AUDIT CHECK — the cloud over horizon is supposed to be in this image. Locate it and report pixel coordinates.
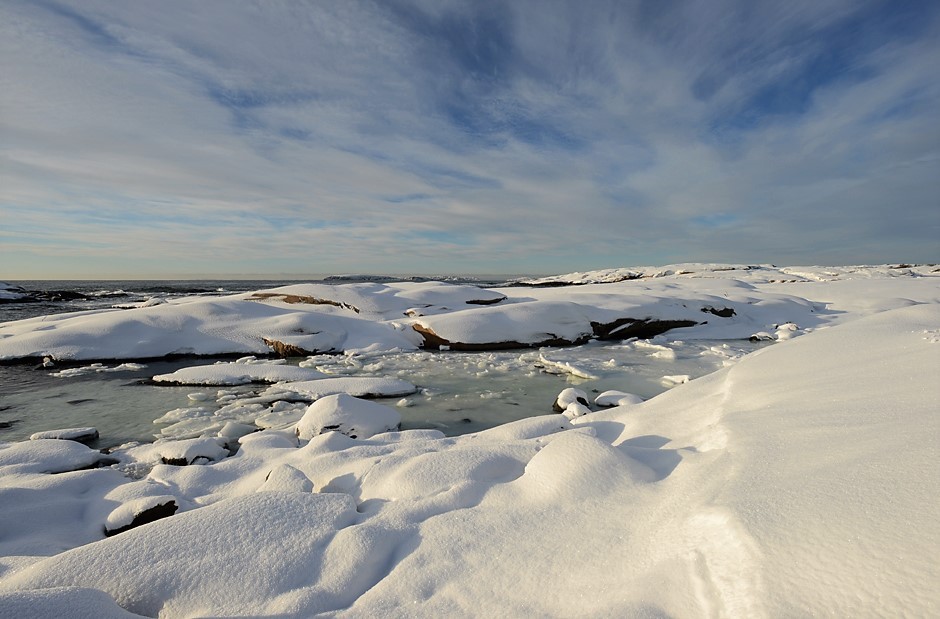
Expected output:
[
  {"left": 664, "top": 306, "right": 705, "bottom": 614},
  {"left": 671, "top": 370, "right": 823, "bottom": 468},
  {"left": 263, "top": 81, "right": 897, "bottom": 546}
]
[{"left": 2, "top": 0, "right": 938, "bottom": 278}]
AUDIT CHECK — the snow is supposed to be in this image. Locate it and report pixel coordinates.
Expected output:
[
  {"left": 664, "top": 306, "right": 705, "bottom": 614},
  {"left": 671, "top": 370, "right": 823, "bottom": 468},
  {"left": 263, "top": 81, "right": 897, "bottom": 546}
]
[{"left": 0, "top": 265, "right": 938, "bottom": 617}]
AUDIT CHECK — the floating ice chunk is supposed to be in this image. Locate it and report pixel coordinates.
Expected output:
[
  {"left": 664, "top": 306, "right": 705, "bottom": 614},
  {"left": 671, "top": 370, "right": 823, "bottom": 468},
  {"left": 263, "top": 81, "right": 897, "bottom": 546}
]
[
  {"left": 51, "top": 363, "right": 146, "bottom": 378},
  {"left": 538, "top": 353, "right": 599, "bottom": 379},
  {"left": 295, "top": 394, "right": 401, "bottom": 440},
  {"left": 152, "top": 363, "right": 326, "bottom": 386},
  {"left": 396, "top": 398, "right": 414, "bottom": 407},
  {"left": 594, "top": 391, "right": 644, "bottom": 407},
  {"left": 265, "top": 377, "right": 417, "bottom": 401},
  {"left": 29, "top": 427, "right": 99, "bottom": 443}
]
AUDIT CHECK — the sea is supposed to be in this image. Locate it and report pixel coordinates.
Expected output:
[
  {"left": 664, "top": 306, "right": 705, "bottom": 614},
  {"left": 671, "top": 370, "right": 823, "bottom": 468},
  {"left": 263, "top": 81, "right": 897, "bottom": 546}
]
[{"left": 0, "top": 279, "right": 758, "bottom": 449}]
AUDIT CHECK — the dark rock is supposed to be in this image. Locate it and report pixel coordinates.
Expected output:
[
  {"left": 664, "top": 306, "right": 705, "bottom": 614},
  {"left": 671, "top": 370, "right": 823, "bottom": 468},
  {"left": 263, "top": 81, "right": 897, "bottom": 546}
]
[
  {"left": 249, "top": 293, "right": 360, "bottom": 313},
  {"left": 465, "top": 296, "right": 506, "bottom": 305},
  {"left": 701, "top": 306, "right": 736, "bottom": 318},
  {"left": 160, "top": 457, "right": 189, "bottom": 466},
  {"left": 590, "top": 318, "right": 698, "bottom": 340},
  {"left": 105, "top": 500, "right": 178, "bottom": 536},
  {"left": 263, "top": 338, "right": 319, "bottom": 358}
]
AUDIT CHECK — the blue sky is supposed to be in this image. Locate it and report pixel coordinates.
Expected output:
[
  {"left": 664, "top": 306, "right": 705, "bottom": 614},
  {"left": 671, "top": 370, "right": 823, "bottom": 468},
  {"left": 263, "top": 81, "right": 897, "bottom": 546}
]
[{"left": 1, "top": 0, "right": 938, "bottom": 278}]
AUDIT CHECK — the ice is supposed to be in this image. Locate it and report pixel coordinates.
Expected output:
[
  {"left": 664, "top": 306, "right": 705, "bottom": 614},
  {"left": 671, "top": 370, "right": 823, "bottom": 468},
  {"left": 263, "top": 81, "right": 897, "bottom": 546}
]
[{"left": 152, "top": 362, "right": 327, "bottom": 385}]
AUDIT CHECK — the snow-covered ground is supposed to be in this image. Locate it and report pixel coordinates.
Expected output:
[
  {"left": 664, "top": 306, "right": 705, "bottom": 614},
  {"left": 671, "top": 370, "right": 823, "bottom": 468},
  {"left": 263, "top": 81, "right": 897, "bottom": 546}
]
[{"left": 0, "top": 264, "right": 938, "bottom": 617}]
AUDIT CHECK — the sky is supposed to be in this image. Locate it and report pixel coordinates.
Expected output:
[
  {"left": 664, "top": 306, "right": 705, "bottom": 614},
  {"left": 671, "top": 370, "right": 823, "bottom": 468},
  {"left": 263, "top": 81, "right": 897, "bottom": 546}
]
[{"left": 1, "top": 0, "right": 938, "bottom": 279}]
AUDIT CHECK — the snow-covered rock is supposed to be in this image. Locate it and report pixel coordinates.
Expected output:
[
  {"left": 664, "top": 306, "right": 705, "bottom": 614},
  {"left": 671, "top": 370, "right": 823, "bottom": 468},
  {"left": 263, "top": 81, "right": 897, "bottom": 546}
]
[
  {"left": 594, "top": 390, "right": 644, "bottom": 407},
  {"left": 552, "top": 387, "right": 589, "bottom": 412},
  {"left": 295, "top": 394, "right": 401, "bottom": 440},
  {"left": 29, "top": 427, "right": 99, "bottom": 444},
  {"left": 104, "top": 496, "right": 178, "bottom": 536}
]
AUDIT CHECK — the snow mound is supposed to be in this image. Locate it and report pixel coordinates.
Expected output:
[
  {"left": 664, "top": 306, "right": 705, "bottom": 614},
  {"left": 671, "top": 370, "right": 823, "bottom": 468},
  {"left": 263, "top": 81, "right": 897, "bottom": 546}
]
[{"left": 296, "top": 394, "right": 401, "bottom": 440}]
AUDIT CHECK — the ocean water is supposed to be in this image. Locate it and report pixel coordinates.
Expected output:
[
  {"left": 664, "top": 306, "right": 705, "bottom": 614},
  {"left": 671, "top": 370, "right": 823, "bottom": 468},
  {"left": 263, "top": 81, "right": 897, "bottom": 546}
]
[{"left": 0, "top": 280, "right": 760, "bottom": 448}]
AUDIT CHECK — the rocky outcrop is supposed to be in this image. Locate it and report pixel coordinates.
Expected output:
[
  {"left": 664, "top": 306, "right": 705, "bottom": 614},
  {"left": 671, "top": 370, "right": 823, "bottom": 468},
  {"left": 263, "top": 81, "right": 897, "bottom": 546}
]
[
  {"left": 413, "top": 317, "right": 699, "bottom": 351},
  {"left": 263, "top": 338, "right": 318, "bottom": 358},
  {"left": 589, "top": 318, "right": 698, "bottom": 341},
  {"left": 249, "top": 293, "right": 360, "bottom": 313},
  {"left": 701, "top": 306, "right": 736, "bottom": 318},
  {"left": 412, "top": 324, "right": 588, "bottom": 351}
]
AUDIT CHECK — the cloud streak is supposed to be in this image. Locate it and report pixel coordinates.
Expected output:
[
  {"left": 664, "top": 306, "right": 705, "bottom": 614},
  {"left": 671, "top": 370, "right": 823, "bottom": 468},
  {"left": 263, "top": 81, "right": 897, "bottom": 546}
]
[{"left": 1, "top": 0, "right": 938, "bottom": 278}]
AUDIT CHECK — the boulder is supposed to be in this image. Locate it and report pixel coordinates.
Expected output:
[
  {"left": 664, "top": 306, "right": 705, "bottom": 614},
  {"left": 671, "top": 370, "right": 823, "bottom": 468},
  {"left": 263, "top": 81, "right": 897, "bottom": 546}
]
[{"left": 296, "top": 393, "right": 400, "bottom": 440}]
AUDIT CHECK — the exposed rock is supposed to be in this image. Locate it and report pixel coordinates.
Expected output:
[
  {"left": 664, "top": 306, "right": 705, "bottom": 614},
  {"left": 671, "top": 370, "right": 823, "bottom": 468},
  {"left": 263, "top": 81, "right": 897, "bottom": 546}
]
[
  {"left": 263, "top": 338, "right": 317, "bottom": 358},
  {"left": 249, "top": 293, "right": 360, "bottom": 313},
  {"left": 412, "top": 324, "right": 590, "bottom": 351},
  {"left": 465, "top": 296, "right": 506, "bottom": 305},
  {"left": 105, "top": 497, "right": 178, "bottom": 536},
  {"left": 701, "top": 306, "right": 736, "bottom": 318},
  {"left": 589, "top": 318, "right": 698, "bottom": 340},
  {"left": 29, "top": 427, "right": 99, "bottom": 444}
]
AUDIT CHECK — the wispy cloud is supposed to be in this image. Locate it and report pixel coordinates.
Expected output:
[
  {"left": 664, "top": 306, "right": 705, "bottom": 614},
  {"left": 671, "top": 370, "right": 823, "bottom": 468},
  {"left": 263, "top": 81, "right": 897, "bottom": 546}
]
[{"left": 1, "top": 0, "right": 938, "bottom": 278}]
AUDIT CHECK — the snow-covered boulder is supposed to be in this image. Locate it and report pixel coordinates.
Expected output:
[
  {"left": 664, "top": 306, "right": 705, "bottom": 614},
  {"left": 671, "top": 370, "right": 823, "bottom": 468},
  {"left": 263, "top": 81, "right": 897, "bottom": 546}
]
[
  {"left": 118, "top": 437, "right": 229, "bottom": 467},
  {"left": 29, "top": 427, "right": 100, "bottom": 444},
  {"left": 552, "top": 387, "right": 589, "bottom": 412},
  {"left": 0, "top": 440, "right": 113, "bottom": 474},
  {"left": 257, "top": 464, "right": 314, "bottom": 493},
  {"left": 105, "top": 496, "right": 178, "bottom": 536},
  {"left": 594, "top": 391, "right": 644, "bottom": 407},
  {"left": 295, "top": 394, "right": 401, "bottom": 440}
]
